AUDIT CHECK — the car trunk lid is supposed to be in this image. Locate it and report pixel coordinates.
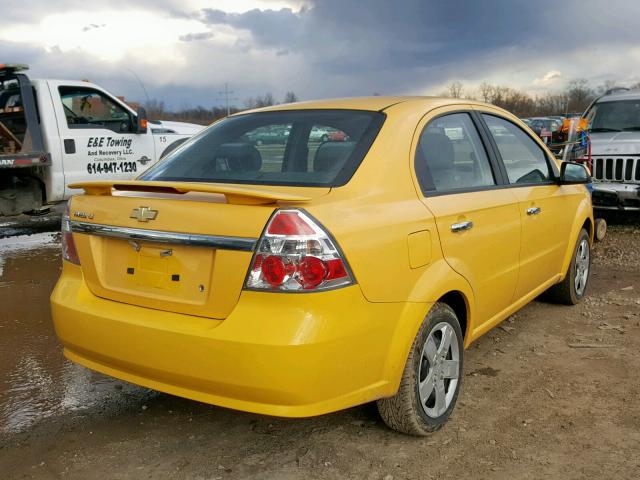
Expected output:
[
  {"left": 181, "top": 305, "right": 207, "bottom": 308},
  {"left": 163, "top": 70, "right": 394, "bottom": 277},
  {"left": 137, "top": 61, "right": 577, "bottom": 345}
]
[{"left": 68, "top": 181, "right": 328, "bottom": 319}]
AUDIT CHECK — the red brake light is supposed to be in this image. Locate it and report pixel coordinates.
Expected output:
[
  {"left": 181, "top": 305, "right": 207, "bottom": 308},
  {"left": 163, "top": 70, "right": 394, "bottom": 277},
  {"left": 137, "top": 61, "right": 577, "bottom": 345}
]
[
  {"left": 245, "top": 209, "right": 353, "bottom": 292},
  {"left": 61, "top": 201, "right": 80, "bottom": 265},
  {"left": 267, "top": 211, "right": 315, "bottom": 235},
  {"left": 298, "top": 256, "right": 327, "bottom": 289},
  {"left": 261, "top": 255, "right": 286, "bottom": 286}
]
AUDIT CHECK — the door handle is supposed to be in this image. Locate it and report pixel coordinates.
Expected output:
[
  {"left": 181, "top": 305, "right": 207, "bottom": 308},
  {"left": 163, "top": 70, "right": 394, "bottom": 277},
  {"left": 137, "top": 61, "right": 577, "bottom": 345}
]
[
  {"left": 451, "top": 221, "right": 473, "bottom": 233},
  {"left": 526, "top": 207, "right": 542, "bottom": 216}
]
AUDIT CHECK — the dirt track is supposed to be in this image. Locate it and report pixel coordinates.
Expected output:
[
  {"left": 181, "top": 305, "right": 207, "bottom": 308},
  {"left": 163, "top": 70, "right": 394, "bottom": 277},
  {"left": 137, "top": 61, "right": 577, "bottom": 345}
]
[{"left": 1, "top": 223, "right": 639, "bottom": 479}]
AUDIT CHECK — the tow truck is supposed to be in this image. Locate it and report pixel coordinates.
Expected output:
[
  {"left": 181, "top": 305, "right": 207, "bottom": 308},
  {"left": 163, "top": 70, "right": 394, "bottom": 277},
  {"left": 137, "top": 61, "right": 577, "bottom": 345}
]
[{"left": 0, "top": 64, "right": 202, "bottom": 218}]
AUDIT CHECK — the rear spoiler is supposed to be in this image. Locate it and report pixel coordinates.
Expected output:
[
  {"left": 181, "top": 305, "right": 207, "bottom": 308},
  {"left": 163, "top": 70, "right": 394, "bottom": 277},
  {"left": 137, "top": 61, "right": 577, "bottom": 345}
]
[{"left": 68, "top": 180, "right": 312, "bottom": 205}]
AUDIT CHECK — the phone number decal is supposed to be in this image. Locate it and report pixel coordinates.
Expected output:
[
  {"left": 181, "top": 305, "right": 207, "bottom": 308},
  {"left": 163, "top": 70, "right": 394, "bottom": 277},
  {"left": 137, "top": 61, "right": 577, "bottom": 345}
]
[{"left": 87, "top": 162, "right": 138, "bottom": 174}]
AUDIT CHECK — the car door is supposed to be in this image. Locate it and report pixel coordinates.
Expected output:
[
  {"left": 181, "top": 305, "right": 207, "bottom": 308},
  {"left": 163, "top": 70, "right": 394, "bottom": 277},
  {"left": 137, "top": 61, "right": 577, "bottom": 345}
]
[
  {"left": 478, "top": 110, "right": 573, "bottom": 301},
  {"left": 48, "top": 81, "right": 156, "bottom": 196},
  {"left": 413, "top": 108, "right": 521, "bottom": 334}
]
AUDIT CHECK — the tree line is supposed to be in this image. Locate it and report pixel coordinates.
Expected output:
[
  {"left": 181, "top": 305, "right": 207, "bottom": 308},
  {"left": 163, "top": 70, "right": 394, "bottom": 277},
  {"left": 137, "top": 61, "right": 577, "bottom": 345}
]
[
  {"left": 144, "top": 79, "right": 640, "bottom": 125},
  {"left": 144, "top": 91, "right": 298, "bottom": 125},
  {"left": 443, "top": 79, "right": 640, "bottom": 117}
]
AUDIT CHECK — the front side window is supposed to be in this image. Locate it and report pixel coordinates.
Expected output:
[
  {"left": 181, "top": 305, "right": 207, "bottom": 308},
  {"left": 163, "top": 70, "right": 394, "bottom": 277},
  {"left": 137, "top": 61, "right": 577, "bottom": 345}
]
[
  {"left": 142, "top": 110, "right": 384, "bottom": 187},
  {"left": 415, "top": 113, "right": 495, "bottom": 192},
  {"left": 483, "top": 114, "right": 551, "bottom": 184},
  {"left": 59, "top": 87, "right": 132, "bottom": 132}
]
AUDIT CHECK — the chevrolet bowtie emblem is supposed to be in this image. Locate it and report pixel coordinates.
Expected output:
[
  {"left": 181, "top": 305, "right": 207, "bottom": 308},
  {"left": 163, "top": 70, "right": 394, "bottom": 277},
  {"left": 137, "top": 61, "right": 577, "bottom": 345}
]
[{"left": 130, "top": 207, "right": 158, "bottom": 222}]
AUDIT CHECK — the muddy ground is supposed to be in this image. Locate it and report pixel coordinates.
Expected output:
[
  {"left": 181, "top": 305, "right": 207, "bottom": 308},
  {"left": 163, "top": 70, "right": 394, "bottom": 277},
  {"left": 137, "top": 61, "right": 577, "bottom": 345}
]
[{"left": 0, "top": 219, "right": 639, "bottom": 479}]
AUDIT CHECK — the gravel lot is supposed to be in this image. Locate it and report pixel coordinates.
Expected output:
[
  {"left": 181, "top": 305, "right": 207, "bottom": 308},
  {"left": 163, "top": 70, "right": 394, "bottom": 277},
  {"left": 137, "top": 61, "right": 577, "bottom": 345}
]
[{"left": 0, "top": 220, "right": 639, "bottom": 479}]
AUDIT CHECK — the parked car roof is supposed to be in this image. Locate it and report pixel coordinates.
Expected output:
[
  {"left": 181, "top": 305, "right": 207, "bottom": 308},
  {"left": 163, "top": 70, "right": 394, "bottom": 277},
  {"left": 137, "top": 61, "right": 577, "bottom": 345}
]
[
  {"left": 238, "top": 96, "right": 493, "bottom": 114},
  {"left": 597, "top": 90, "right": 640, "bottom": 102}
]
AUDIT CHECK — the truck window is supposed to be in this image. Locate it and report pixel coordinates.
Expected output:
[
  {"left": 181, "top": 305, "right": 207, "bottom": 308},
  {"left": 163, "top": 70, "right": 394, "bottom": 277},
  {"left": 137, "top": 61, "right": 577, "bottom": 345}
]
[
  {"left": 58, "top": 87, "right": 133, "bottom": 133},
  {"left": 0, "top": 78, "right": 31, "bottom": 154}
]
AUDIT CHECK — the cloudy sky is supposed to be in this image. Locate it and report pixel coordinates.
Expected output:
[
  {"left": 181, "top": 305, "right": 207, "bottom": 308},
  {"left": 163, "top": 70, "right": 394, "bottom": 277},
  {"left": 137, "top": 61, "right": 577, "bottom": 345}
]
[{"left": 2, "top": 0, "right": 640, "bottom": 109}]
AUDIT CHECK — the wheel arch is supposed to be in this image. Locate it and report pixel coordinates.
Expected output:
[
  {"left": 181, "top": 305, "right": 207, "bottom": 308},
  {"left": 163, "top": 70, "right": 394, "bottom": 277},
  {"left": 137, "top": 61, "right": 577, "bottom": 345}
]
[
  {"left": 381, "top": 263, "right": 475, "bottom": 397},
  {"left": 582, "top": 216, "right": 593, "bottom": 242},
  {"left": 438, "top": 290, "right": 469, "bottom": 345},
  {"left": 559, "top": 198, "right": 594, "bottom": 280}
]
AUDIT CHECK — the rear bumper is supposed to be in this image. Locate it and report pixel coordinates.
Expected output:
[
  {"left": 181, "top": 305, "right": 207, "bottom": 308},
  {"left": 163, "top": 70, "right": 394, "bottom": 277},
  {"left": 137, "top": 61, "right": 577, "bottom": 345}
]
[
  {"left": 51, "top": 263, "right": 427, "bottom": 417},
  {"left": 592, "top": 182, "right": 640, "bottom": 211}
]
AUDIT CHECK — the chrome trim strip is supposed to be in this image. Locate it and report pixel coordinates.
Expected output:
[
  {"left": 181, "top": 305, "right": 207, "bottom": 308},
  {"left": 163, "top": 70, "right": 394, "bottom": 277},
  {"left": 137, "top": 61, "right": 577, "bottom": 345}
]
[{"left": 70, "top": 221, "right": 256, "bottom": 252}]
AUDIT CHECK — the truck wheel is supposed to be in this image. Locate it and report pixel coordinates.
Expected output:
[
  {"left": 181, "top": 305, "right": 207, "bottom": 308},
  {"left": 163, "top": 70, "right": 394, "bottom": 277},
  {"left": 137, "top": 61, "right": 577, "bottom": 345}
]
[
  {"left": 377, "top": 303, "right": 463, "bottom": 436},
  {"left": 545, "top": 229, "right": 591, "bottom": 305},
  {"left": 594, "top": 218, "right": 607, "bottom": 242},
  {"left": 0, "top": 176, "right": 43, "bottom": 217}
]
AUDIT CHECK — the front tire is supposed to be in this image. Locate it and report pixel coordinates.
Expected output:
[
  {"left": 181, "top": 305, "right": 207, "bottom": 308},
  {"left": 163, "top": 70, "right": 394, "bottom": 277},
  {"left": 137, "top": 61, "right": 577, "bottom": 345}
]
[
  {"left": 377, "top": 303, "right": 463, "bottom": 436},
  {"left": 545, "top": 228, "right": 591, "bottom": 305}
]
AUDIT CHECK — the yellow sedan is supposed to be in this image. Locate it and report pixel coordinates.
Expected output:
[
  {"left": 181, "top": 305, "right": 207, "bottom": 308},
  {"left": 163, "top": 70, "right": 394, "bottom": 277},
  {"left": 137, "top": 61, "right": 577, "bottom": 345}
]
[{"left": 51, "top": 97, "right": 593, "bottom": 435}]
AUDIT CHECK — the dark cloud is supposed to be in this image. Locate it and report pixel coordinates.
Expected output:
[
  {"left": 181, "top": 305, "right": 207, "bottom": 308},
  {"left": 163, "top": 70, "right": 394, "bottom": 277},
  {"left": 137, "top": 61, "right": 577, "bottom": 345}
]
[
  {"left": 82, "top": 23, "right": 106, "bottom": 32},
  {"left": 5, "top": 0, "right": 640, "bottom": 108},
  {"left": 179, "top": 31, "right": 214, "bottom": 42},
  {"left": 183, "top": 0, "right": 640, "bottom": 101},
  {"left": 202, "top": 7, "right": 303, "bottom": 47}
]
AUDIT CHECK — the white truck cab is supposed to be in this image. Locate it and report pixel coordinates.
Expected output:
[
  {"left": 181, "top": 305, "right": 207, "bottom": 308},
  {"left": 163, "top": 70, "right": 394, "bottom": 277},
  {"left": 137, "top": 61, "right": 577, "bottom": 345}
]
[{"left": 0, "top": 64, "right": 203, "bottom": 217}]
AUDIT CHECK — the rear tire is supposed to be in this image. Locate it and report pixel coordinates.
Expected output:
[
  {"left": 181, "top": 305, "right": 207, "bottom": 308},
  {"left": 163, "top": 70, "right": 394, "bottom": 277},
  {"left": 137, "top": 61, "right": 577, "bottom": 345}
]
[
  {"left": 377, "top": 303, "right": 463, "bottom": 436},
  {"left": 545, "top": 228, "right": 591, "bottom": 305}
]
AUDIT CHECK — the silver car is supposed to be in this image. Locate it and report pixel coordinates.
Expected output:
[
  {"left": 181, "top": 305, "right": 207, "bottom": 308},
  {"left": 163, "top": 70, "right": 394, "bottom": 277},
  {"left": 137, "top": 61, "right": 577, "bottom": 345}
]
[{"left": 585, "top": 88, "right": 640, "bottom": 211}]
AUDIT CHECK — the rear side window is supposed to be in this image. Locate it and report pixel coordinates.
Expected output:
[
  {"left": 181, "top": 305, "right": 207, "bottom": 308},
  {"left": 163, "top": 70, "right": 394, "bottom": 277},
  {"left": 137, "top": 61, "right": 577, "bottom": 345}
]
[
  {"left": 142, "top": 110, "right": 384, "bottom": 187},
  {"left": 482, "top": 114, "right": 551, "bottom": 184},
  {"left": 415, "top": 113, "right": 495, "bottom": 193}
]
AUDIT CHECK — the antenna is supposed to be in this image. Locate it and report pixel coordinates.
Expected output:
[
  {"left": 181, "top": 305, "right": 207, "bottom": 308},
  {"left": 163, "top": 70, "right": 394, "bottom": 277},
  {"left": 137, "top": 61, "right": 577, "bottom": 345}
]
[
  {"left": 125, "top": 68, "right": 150, "bottom": 105},
  {"left": 217, "top": 83, "right": 239, "bottom": 116}
]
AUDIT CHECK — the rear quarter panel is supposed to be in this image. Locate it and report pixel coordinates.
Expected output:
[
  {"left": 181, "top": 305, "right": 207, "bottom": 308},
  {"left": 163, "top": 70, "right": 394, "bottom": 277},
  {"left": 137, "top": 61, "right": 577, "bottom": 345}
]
[{"left": 306, "top": 100, "right": 476, "bottom": 344}]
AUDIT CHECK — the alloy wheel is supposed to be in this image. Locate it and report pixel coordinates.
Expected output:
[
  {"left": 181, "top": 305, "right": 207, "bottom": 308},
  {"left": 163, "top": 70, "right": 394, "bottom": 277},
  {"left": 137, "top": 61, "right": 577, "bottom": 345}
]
[
  {"left": 418, "top": 322, "right": 460, "bottom": 418},
  {"left": 574, "top": 238, "right": 590, "bottom": 296}
]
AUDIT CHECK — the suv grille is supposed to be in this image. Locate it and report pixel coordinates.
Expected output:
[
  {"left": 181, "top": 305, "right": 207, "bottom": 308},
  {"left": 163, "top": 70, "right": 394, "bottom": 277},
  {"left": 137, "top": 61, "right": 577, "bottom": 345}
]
[{"left": 592, "top": 156, "right": 640, "bottom": 183}]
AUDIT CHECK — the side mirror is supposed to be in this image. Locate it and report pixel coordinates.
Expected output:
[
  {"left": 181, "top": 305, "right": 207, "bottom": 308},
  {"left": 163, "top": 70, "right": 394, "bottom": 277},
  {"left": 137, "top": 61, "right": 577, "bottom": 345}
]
[
  {"left": 132, "top": 107, "right": 148, "bottom": 134},
  {"left": 560, "top": 161, "right": 591, "bottom": 184}
]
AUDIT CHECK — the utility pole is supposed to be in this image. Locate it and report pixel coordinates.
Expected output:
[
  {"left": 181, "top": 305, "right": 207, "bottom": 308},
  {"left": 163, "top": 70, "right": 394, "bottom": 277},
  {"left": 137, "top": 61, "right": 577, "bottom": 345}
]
[{"left": 218, "top": 83, "right": 238, "bottom": 116}]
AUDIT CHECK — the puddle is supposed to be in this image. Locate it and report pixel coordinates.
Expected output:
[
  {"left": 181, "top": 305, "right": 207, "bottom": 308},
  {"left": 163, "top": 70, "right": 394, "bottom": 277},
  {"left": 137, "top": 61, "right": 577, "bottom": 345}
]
[{"left": 0, "top": 234, "right": 151, "bottom": 434}]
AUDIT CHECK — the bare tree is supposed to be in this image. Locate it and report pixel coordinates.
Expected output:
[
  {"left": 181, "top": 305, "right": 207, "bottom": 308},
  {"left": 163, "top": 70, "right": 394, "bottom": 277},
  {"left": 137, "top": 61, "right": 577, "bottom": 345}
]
[
  {"left": 478, "top": 82, "right": 494, "bottom": 103},
  {"left": 283, "top": 91, "right": 298, "bottom": 103},
  {"left": 244, "top": 93, "right": 276, "bottom": 109},
  {"left": 144, "top": 99, "right": 165, "bottom": 119},
  {"left": 446, "top": 81, "right": 464, "bottom": 98},
  {"left": 566, "top": 78, "right": 593, "bottom": 112}
]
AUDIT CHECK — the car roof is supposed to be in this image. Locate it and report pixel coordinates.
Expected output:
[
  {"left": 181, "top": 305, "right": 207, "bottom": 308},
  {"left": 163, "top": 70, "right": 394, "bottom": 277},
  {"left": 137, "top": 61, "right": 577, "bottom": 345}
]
[
  {"left": 597, "top": 90, "right": 640, "bottom": 102},
  {"left": 239, "top": 96, "right": 493, "bottom": 114}
]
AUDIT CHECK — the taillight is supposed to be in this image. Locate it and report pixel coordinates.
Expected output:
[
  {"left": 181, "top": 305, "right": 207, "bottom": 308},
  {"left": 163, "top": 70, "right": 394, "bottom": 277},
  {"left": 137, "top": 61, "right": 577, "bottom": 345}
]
[
  {"left": 61, "top": 201, "right": 80, "bottom": 265},
  {"left": 245, "top": 209, "right": 353, "bottom": 292}
]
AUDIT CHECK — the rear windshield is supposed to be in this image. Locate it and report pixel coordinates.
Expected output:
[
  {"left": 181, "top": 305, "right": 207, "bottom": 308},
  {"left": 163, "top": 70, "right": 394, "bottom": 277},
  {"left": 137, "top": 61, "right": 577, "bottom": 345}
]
[{"left": 141, "top": 109, "right": 385, "bottom": 187}]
